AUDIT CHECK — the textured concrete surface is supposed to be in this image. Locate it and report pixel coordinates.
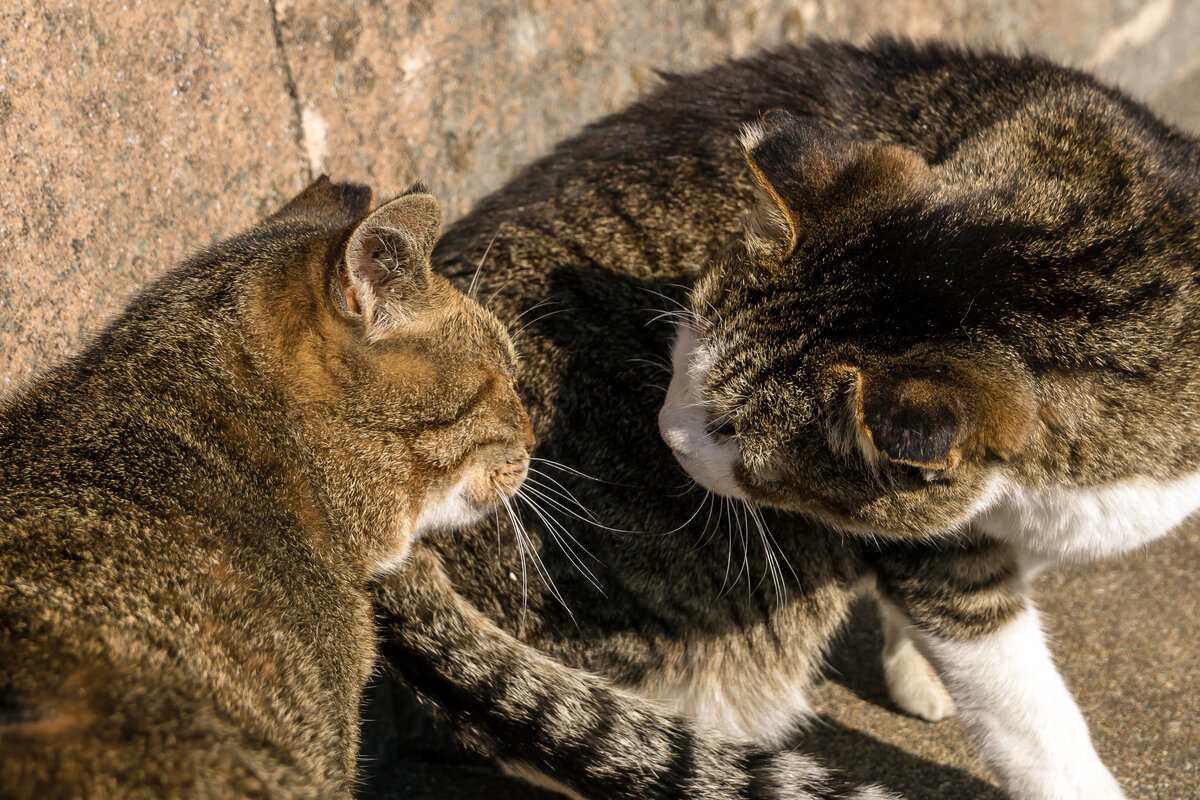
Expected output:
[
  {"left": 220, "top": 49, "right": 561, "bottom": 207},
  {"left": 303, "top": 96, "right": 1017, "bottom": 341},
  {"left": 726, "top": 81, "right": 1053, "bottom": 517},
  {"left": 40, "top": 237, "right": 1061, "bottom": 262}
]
[
  {"left": 2, "top": 1, "right": 1199, "bottom": 798},
  {"left": 5, "top": 0, "right": 1200, "bottom": 389}
]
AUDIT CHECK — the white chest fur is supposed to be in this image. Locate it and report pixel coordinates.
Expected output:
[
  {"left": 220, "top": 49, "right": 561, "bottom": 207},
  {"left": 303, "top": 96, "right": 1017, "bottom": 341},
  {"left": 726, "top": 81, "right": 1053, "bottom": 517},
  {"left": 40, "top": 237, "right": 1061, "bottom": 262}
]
[{"left": 976, "top": 472, "right": 1200, "bottom": 563}]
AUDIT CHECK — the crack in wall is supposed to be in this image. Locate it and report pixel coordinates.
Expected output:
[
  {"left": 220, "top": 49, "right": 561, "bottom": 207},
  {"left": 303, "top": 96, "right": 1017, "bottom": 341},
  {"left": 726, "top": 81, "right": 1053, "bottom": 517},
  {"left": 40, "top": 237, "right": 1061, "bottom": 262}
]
[{"left": 269, "top": 0, "right": 312, "bottom": 183}]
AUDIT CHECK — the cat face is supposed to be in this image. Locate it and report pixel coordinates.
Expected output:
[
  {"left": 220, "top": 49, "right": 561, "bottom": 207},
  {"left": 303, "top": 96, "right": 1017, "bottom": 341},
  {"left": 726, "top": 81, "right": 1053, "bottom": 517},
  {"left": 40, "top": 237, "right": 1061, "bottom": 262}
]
[
  {"left": 251, "top": 179, "right": 532, "bottom": 573},
  {"left": 659, "top": 112, "right": 1042, "bottom": 538}
]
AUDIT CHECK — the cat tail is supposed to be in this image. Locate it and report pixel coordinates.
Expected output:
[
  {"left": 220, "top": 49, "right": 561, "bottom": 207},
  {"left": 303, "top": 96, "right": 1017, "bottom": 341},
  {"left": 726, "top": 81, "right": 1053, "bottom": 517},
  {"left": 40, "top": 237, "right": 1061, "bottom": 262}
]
[{"left": 372, "top": 549, "right": 899, "bottom": 800}]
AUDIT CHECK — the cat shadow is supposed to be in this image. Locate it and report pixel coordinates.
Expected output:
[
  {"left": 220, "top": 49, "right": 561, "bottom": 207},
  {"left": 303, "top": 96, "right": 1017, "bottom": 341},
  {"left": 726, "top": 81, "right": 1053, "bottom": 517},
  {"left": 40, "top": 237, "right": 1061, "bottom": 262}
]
[
  {"left": 799, "top": 597, "right": 1005, "bottom": 799},
  {"left": 790, "top": 720, "right": 1004, "bottom": 800},
  {"left": 361, "top": 265, "right": 999, "bottom": 798},
  {"left": 821, "top": 595, "right": 896, "bottom": 709}
]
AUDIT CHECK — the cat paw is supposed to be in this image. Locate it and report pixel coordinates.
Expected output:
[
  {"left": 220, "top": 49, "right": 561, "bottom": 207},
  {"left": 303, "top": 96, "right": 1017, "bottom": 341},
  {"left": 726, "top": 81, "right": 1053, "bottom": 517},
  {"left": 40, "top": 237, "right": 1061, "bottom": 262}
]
[{"left": 882, "top": 642, "right": 956, "bottom": 722}]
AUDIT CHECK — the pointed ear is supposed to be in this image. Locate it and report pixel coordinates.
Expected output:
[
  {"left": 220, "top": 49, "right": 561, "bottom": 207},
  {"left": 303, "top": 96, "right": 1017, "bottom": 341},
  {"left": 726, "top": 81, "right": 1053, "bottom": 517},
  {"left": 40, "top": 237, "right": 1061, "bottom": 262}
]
[
  {"left": 269, "top": 175, "right": 374, "bottom": 228},
  {"left": 339, "top": 182, "right": 442, "bottom": 335},
  {"left": 842, "top": 358, "right": 1035, "bottom": 473},
  {"left": 739, "top": 110, "right": 934, "bottom": 250}
]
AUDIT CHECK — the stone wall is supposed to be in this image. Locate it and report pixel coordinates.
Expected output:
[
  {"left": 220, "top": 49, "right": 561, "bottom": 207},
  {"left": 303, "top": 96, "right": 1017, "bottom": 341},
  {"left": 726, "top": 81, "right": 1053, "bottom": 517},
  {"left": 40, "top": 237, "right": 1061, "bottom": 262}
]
[{"left": 2, "top": 0, "right": 1199, "bottom": 387}]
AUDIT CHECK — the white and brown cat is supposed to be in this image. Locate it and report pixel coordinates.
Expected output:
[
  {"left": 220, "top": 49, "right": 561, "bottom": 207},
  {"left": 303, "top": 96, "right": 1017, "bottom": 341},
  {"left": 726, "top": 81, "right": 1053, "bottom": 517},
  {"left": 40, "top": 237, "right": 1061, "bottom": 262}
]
[{"left": 370, "top": 40, "right": 1197, "bottom": 800}]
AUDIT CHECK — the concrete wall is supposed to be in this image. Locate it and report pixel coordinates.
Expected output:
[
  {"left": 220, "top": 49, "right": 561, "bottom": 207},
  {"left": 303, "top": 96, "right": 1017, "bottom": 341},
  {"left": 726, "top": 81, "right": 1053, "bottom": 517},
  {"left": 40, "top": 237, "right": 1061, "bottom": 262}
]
[{"left": 2, "top": 0, "right": 1199, "bottom": 387}]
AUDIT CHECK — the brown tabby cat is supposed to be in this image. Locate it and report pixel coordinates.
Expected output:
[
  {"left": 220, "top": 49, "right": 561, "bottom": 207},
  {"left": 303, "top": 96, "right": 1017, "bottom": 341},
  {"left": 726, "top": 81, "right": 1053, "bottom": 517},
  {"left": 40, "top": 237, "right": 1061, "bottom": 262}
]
[
  {"left": 0, "top": 178, "right": 535, "bottom": 797},
  {"left": 369, "top": 39, "right": 1196, "bottom": 799}
]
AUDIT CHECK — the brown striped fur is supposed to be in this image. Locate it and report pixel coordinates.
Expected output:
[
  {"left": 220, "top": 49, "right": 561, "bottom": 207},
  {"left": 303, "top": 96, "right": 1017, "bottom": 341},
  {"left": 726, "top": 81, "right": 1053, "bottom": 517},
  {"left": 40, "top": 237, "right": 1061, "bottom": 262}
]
[
  {"left": 369, "top": 39, "right": 1195, "bottom": 798},
  {"left": 0, "top": 178, "right": 532, "bottom": 797}
]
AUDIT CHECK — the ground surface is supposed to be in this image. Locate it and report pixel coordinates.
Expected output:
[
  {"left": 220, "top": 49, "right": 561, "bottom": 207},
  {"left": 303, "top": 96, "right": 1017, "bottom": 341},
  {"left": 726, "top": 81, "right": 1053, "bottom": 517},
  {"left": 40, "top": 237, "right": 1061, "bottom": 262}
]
[
  {"left": 3, "top": 2, "right": 1199, "bottom": 798},
  {"left": 357, "top": 523, "right": 1200, "bottom": 799}
]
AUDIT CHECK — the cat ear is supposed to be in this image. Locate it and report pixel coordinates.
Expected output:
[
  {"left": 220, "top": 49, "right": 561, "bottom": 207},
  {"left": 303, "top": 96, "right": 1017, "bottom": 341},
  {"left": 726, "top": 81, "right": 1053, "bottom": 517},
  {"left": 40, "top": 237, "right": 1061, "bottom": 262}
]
[
  {"left": 338, "top": 182, "right": 442, "bottom": 335},
  {"left": 739, "top": 110, "right": 934, "bottom": 250},
  {"left": 269, "top": 175, "right": 374, "bottom": 228},
  {"left": 841, "top": 359, "right": 1035, "bottom": 474}
]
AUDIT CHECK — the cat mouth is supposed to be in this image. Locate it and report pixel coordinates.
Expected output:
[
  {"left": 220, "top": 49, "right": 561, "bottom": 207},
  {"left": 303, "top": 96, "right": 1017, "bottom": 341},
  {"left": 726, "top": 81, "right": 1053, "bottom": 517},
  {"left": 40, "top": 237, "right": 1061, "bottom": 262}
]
[{"left": 490, "top": 454, "right": 531, "bottom": 499}]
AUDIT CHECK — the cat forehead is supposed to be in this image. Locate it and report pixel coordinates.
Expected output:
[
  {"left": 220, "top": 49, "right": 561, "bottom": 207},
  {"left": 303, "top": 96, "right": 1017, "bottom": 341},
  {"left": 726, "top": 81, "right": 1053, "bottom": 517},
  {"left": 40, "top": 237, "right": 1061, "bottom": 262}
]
[{"left": 415, "top": 285, "right": 519, "bottom": 371}]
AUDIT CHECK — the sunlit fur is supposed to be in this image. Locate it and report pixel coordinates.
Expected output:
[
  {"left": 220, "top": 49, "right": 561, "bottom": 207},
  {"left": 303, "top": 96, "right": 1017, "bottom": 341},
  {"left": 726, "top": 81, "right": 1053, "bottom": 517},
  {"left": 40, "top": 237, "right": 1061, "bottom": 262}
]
[
  {"left": 0, "top": 178, "right": 531, "bottom": 797},
  {"left": 667, "top": 95, "right": 1200, "bottom": 550},
  {"left": 656, "top": 44, "right": 1200, "bottom": 800},
  {"left": 370, "top": 40, "right": 1196, "bottom": 800}
]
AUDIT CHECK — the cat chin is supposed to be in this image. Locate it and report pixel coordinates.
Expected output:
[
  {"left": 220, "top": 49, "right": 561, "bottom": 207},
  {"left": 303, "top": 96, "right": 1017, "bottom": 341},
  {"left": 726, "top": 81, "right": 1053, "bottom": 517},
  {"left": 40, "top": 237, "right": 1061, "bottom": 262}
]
[
  {"left": 412, "top": 474, "right": 499, "bottom": 538},
  {"left": 658, "top": 325, "right": 748, "bottom": 499}
]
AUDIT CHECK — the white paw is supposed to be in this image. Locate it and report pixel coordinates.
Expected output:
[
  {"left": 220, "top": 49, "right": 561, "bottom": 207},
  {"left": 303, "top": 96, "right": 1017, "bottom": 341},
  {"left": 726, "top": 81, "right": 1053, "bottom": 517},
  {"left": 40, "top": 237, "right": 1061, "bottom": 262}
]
[{"left": 883, "top": 641, "right": 956, "bottom": 722}]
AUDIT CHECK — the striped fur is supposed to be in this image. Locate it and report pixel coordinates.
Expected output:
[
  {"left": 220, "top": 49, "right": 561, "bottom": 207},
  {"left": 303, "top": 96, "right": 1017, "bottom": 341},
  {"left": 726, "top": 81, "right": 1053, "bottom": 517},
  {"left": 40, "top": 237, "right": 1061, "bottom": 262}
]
[
  {"left": 0, "top": 179, "right": 532, "bottom": 796},
  {"left": 371, "top": 40, "right": 1194, "bottom": 799}
]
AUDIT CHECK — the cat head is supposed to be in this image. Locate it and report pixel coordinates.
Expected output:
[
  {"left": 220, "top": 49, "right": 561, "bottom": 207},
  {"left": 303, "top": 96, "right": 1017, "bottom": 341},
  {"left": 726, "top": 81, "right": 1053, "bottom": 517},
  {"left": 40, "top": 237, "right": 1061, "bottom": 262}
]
[
  {"left": 243, "top": 177, "right": 532, "bottom": 573},
  {"left": 659, "top": 111, "right": 1042, "bottom": 538}
]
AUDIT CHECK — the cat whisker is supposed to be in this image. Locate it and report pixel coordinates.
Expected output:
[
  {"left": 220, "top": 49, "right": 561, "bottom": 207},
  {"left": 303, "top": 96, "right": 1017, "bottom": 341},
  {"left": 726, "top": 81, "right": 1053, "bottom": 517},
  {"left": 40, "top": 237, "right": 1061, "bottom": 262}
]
[
  {"left": 738, "top": 501, "right": 752, "bottom": 599},
  {"left": 510, "top": 296, "right": 558, "bottom": 324},
  {"left": 639, "top": 288, "right": 709, "bottom": 333},
  {"left": 467, "top": 229, "right": 501, "bottom": 300},
  {"left": 514, "top": 492, "right": 607, "bottom": 595},
  {"left": 624, "top": 356, "right": 674, "bottom": 375},
  {"left": 528, "top": 457, "right": 630, "bottom": 488},
  {"left": 499, "top": 492, "right": 576, "bottom": 620},
  {"left": 496, "top": 490, "right": 530, "bottom": 621},
  {"left": 666, "top": 477, "right": 700, "bottom": 498},
  {"left": 524, "top": 466, "right": 595, "bottom": 507},
  {"left": 745, "top": 500, "right": 792, "bottom": 601},
  {"left": 517, "top": 491, "right": 605, "bottom": 569},
  {"left": 717, "top": 496, "right": 738, "bottom": 598},
  {"left": 665, "top": 282, "right": 723, "bottom": 325},
  {"left": 514, "top": 307, "right": 574, "bottom": 337},
  {"left": 523, "top": 471, "right": 637, "bottom": 535},
  {"left": 646, "top": 484, "right": 713, "bottom": 537},
  {"left": 643, "top": 309, "right": 702, "bottom": 330},
  {"left": 639, "top": 286, "right": 692, "bottom": 312},
  {"left": 688, "top": 490, "right": 721, "bottom": 553},
  {"left": 520, "top": 478, "right": 621, "bottom": 533},
  {"left": 483, "top": 278, "right": 513, "bottom": 309}
]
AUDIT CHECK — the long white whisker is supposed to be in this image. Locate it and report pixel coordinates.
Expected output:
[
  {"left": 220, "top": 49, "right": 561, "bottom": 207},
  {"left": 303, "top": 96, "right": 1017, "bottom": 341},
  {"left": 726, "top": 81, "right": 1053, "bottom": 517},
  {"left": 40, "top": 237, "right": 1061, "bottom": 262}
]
[
  {"left": 523, "top": 474, "right": 637, "bottom": 535},
  {"left": 691, "top": 490, "right": 720, "bottom": 552},
  {"left": 467, "top": 228, "right": 501, "bottom": 300},
  {"left": 745, "top": 500, "right": 784, "bottom": 600},
  {"left": 515, "top": 307, "right": 573, "bottom": 337},
  {"left": 520, "top": 481, "right": 610, "bottom": 532},
  {"left": 497, "top": 491, "right": 529, "bottom": 621},
  {"left": 525, "top": 468, "right": 596, "bottom": 513},
  {"left": 528, "top": 457, "right": 621, "bottom": 487},
  {"left": 718, "top": 496, "right": 735, "bottom": 597},
  {"left": 515, "top": 493, "right": 606, "bottom": 594},
  {"left": 749, "top": 503, "right": 798, "bottom": 587},
  {"left": 502, "top": 493, "right": 576, "bottom": 619}
]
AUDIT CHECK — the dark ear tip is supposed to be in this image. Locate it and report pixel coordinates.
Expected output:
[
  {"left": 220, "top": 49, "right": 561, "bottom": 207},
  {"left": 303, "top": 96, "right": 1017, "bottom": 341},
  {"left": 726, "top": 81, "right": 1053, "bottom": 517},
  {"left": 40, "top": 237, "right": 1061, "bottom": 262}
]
[
  {"left": 337, "top": 183, "right": 374, "bottom": 217},
  {"left": 760, "top": 108, "right": 798, "bottom": 129},
  {"left": 401, "top": 180, "right": 431, "bottom": 197}
]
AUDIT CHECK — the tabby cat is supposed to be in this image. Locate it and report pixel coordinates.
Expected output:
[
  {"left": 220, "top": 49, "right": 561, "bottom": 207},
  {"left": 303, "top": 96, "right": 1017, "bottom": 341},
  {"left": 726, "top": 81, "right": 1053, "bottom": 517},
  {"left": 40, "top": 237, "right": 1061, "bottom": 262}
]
[
  {"left": 0, "top": 178, "right": 535, "bottom": 796},
  {"left": 373, "top": 39, "right": 1196, "bottom": 799}
]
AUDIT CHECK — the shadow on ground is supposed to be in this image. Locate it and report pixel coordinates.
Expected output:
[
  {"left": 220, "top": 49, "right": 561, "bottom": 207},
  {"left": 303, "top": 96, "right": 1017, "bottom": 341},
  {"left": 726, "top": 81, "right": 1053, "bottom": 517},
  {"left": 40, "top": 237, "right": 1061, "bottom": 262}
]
[{"left": 356, "top": 601, "right": 1002, "bottom": 800}]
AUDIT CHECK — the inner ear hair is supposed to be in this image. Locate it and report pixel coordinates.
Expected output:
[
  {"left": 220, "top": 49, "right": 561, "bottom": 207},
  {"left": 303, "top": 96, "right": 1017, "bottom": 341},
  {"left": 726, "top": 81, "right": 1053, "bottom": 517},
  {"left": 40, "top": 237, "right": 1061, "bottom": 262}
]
[{"left": 339, "top": 189, "right": 443, "bottom": 334}]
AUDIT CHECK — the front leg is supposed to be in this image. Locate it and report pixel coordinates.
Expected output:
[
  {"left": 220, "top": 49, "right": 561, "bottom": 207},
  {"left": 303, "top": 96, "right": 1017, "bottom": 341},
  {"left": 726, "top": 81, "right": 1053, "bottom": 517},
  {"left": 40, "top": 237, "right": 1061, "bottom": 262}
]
[
  {"left": 877, "top": 596, "right": 956, "bottom": 722},
  {"left": 871, "top": 536, "right": 1124, "bottom": 800}
]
